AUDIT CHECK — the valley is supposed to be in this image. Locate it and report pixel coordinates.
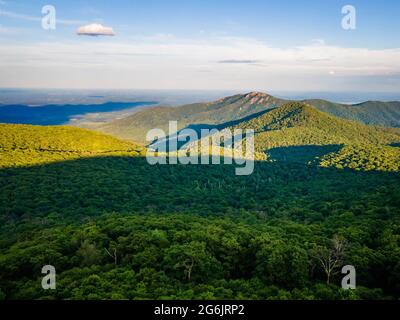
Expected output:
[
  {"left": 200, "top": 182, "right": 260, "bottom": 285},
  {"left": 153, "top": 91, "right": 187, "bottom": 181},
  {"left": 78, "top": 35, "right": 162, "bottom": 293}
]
[{"left": 0, "top": 93, "right": 400, "bottom": 300}]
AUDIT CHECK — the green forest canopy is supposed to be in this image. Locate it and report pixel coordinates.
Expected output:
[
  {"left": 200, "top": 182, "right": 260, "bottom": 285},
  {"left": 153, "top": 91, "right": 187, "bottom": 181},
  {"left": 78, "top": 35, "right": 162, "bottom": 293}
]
[{"left": 0, "top": 103, "right": 399, "bottom": 300}]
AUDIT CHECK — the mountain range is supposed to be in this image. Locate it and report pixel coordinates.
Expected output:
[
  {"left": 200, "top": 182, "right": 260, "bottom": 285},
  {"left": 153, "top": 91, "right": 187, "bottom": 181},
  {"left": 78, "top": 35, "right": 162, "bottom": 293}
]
[
  {"left": 96, "top": 92, "right": 400, "bottom": 144},
  {"left": 2, "top": 95, "right": 399, "bottom": 172}
]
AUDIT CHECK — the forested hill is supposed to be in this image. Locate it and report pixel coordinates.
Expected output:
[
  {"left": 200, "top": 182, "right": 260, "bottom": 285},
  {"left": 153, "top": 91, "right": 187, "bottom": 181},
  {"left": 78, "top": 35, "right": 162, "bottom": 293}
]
[
  {"left": 0, "top": 113, "right": 400, "bottom": 300},
  {"left": 0, "top": 124, "right": 144, "bottom": 168},
  {"left": 222, "top": 102, "right": 400, "bottom": 172},
  {"left": 1, "top": 118, "right": 400, "bottom": 300},
  {"left": 303, "top": 99, "right": 400, "bottom": 128},
  {"left": 97, "top": 92, "right": 287, "bottom": 143},
  {"left": 229, "top": 102, "right": 400, "bottom": 148},
  {"left": 95, "top": 92, "right": 400, "bottom": 144}
]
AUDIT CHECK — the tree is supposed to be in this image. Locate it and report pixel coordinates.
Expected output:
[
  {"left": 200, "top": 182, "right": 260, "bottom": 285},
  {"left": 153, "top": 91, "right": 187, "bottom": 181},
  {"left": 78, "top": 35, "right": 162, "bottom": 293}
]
[
  {"left": 105, "top": 247, "right": 118, "bottom": 266},
  {"left": 310, "top": 235, "right": 348, "bottom": 284},
  {"left": 164, "top": 241, "right": 222, "bottom": 282},
  {"left": 255, "top": 238, "right": 309, "bottom": 289}
]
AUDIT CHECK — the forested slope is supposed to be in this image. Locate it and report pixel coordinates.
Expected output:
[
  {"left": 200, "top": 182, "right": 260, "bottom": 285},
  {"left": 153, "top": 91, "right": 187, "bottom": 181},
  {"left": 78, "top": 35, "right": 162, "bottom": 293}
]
[
  {"left": 95, "top": 92, "right": 400, "bottom": 144},
  {"left": 0, "top": 124, "right": 144, "bottom": 167},
  {"left": 0, "top": 115, "right": 399, "bottom": 300}
]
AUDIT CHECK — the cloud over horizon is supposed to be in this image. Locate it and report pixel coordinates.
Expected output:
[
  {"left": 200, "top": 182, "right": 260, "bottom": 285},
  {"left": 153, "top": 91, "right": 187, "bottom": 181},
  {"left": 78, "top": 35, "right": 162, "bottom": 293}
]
[
  {"left": 218, "top": 59, "right": 261, "bottom": 64},
  {"left": 0, "top": 35, "right": 399, "bottom": 91},
  {"left": 77, "top": 23, "right": 115, "bottom": 36}
]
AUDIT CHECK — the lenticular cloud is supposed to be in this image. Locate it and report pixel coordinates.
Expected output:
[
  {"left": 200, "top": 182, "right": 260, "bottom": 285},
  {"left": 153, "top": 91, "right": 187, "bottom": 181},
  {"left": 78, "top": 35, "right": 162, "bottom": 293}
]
[{"left": 77, "top": 23, "right": 115, "bottom": 36}]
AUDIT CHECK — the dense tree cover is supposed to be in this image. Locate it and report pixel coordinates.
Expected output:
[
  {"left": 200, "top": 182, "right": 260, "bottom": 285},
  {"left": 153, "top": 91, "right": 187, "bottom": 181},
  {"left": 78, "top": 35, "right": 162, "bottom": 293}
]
[
  {"left": 304, "top": 99, "right": 400, "bottom": 128},
  {"left": 230, "top": 102, "right": 400, "bottom": 153},
  {"left": 320, "top": 145, "right": 400, "bottom": 172},
  {"left": 1, "top": 213, "right": 399, "bottom": 300},
  {"left": 0, "top": 124, "right": 144, "bottom": 168},
  {"left": 192, "top": 102, "right": 400, "bottom": 173},
  {"left": 1, "top": 156, "right": 400, "bottom": 299},
  {"left": 0, "top": 122, "right": 399, "bottom": 300},
  {"left": 0, "top": 124, "right": 141, "bottom": 154}
]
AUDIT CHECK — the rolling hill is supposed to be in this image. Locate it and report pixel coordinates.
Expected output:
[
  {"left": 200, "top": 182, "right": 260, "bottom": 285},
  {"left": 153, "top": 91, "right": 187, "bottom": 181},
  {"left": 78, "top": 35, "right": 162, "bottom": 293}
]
[
  {"left": 0, "top": 124, "right": 144, "bottom": 168},
  {"left": 2, "top": 101, "right": 399, "bottom": 172},
  {"left": 95, "top": 92, "right": 400, "bottom": 144},
  {"left": 184, "top": 102, "right": 400, "bottom": 172},
  {"left": 302, "top": 99, "right": 400, "bottom": 128},
  {"left": 97, "top": 92, "right": 287, "bottom": 144},
  {"left": 227, "top": 102, "right": 400, "bottom": 149}
]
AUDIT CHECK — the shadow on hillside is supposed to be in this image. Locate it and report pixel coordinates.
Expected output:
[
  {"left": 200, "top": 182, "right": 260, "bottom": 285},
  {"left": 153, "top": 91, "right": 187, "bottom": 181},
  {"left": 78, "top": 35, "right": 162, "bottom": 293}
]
[
  {"left": 148, "top": 124, "right": 218, "bottom": 151},
  {"left": 1, "top": 150, "right": 399, "bottom": 230},
  {"left": 147, "top": 109, "right": 277, "bottom": 150},
  {"left": 266, "top": 145, "right": 343, "bottom": 163},
  {"left": 216, "top": 109, "right": 276, "bottom": 129}
]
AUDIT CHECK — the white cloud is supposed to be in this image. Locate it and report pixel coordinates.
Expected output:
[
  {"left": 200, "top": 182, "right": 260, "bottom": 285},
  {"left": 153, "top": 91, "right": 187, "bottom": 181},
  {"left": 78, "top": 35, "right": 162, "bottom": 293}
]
[
  {"left": 77, "top": 23, "right": 115, "bottom": 36},
  {"left": 0, "top": 35, "right": 399, "bottom": 91}
]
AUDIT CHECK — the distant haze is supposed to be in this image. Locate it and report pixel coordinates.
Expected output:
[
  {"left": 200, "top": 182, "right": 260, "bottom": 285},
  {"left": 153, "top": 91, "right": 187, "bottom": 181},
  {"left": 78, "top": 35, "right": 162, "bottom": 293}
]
[{"left": 1, "top": 89, "right": 400, "bottom": 107}]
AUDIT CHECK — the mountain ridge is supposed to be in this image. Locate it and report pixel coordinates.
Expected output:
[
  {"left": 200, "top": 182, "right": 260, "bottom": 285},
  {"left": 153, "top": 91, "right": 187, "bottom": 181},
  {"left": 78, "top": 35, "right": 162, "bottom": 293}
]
[
  {"left": 96, "top": 92, "right": 400, "bottom": 144},
  {"left": 226, "top": 101, "right": 400, "bottom": 150},
  {"left": 97, "top": 92, "right": 287, "bottom": 143},
  {"left": 184, "top": 101, "right": 400, "bottom": 171}
]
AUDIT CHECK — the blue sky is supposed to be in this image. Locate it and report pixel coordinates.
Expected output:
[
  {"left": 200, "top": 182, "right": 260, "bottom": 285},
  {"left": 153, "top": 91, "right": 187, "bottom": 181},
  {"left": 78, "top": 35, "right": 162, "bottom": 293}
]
[{"left": 0, "top": 0, "right": 400, "bottom": 91}]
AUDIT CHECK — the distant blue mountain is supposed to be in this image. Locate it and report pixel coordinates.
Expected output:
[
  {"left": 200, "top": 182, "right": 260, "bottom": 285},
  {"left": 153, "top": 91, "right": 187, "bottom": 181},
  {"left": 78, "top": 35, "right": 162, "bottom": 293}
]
[{"left": 0, "top": 101, "right": 157, "bottom": 125}]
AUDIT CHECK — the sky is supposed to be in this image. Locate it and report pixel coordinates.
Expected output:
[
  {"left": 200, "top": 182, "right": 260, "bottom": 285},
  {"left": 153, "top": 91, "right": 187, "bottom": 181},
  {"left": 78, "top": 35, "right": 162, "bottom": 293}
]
[{"left": 0, "top": 0, "right": 400, "bottom": 92}]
